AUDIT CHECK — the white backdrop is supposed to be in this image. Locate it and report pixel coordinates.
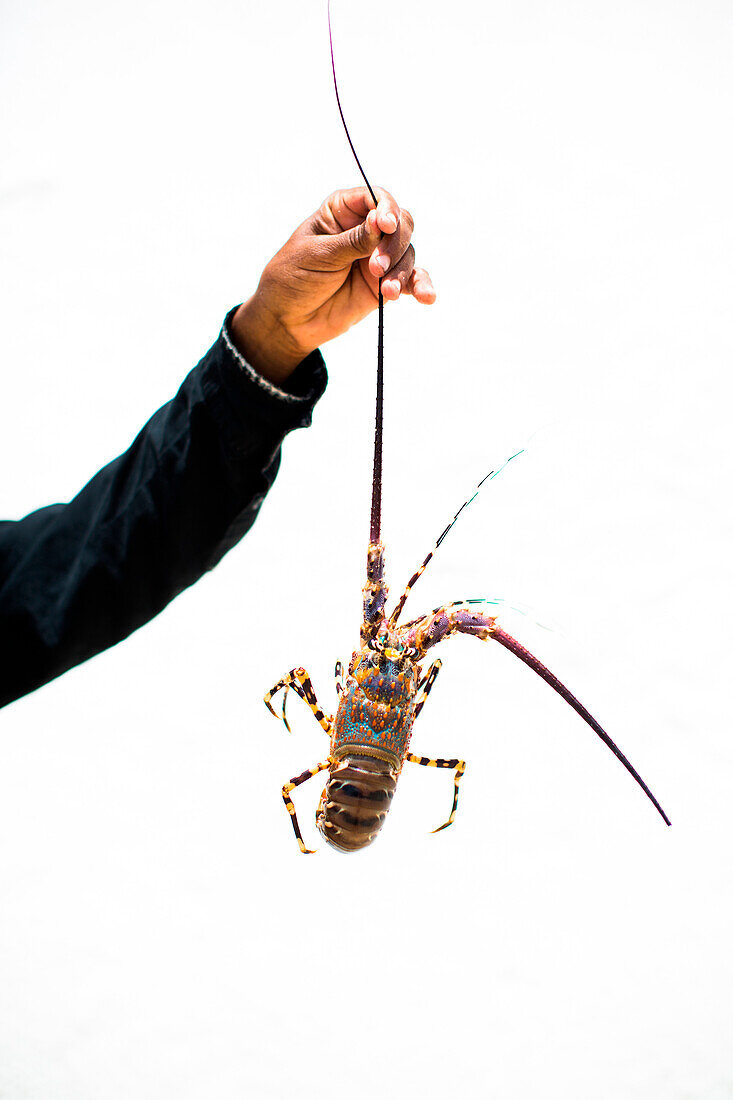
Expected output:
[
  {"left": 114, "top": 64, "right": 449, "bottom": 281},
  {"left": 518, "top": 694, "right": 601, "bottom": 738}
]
[{"left": 1, "top": 1, "right": 731, "bottom": 1097}]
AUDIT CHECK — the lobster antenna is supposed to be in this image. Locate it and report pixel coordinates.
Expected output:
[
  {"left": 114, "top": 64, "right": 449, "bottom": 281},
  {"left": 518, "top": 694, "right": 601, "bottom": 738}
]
[
  {"left": 328, "top": 0, "right": 384, "bottom": 544},
  {"left": 389, "top": 449, "right": 524, "bottom": 625},
  {"left": 490, "top": 625, "right": 672, "bottom": 825}
]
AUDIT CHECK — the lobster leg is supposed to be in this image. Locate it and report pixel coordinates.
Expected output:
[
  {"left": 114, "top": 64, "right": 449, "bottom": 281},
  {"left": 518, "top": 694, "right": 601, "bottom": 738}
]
[
  {"left": 414, "top": 659, "right": 442, "bottom": 719},
  {"left": 264, "top": 667, "right": 332, "bottom": 736},
  {"left": 407, "top": 753, "right": 467, "bottom": 832},
  {"left": 405, "top": 605, "right": 671, "bottom": 826},
  {"left": 282, "top": 760, "right": 332, "bottom": 854}
]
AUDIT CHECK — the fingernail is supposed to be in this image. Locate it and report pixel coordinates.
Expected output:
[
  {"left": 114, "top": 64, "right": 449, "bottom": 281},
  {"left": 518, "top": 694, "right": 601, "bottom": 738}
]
[
  {"left": 382, "top": 212, "right": 397, "bottom": 232},
  {"left": 375, "top": 254, "right": 390, "bottom": 273}
]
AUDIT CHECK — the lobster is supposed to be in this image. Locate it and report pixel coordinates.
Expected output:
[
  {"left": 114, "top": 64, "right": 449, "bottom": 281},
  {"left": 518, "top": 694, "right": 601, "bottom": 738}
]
[{"left": 263, "top": 3, "right": 671, "bottom": 853}]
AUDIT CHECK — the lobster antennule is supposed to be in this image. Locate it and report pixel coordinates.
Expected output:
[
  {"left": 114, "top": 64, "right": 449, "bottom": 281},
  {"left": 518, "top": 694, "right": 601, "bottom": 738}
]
[
  {"left": 490, "top": 625, "right": 671, "bottom": 825},
  {"left": 389, "top": 450, "right": 525, "bottom": 626}
]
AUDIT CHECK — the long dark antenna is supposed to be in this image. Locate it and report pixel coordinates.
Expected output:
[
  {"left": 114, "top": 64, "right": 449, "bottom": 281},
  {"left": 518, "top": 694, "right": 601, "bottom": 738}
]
[
  {"left": 328, "top": 0, "right": 384, "bottom": 543},
  {"left": 490, "top": 625, "right": 672, "bottom": 825}
]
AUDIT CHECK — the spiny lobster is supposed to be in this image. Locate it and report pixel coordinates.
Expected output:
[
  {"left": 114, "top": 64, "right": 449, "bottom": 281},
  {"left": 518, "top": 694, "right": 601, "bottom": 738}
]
[{"left": 263, "top": 3, "right": 670, "bottom": 853}]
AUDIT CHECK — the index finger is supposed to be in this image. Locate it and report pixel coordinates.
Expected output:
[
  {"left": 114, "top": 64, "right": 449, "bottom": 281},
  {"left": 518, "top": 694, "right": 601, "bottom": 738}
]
[{"left": 327, "top": 186, "right": 401, "bottom": 234}]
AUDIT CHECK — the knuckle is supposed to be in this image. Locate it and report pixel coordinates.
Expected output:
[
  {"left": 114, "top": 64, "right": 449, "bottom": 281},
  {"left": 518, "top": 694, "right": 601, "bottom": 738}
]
[
  {"left": 349, "top": 222, "right": 369, "bottom": 253},
  {"left": 396, "top": 245, "right": 415, "bottom": 281}
]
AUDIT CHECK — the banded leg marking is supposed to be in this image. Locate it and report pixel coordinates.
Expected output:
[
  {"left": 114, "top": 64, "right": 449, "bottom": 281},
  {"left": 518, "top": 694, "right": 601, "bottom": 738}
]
[
  {"left": 283, "top": 759, "right": 332, "bottom": 854},
  {"left": 414, "top": 658, "right": 442, "bottom": 720},
  {"left": 407, "top": 753, "right": 466, "bottom": 833},
  {"left": 264, "top": 667, "right": 332, "bottom": 736}
]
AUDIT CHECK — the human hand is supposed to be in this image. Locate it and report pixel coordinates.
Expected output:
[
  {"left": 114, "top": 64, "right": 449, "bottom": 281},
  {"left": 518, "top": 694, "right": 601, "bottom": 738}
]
[{"left": 230, "top": 187, "right": 435, "bottom": 385}]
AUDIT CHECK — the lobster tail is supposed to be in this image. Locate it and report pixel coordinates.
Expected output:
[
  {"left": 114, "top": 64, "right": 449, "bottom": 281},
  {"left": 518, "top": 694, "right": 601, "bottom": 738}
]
[{"left": 491, "top": 626, "right": 671, "bottom": 825}]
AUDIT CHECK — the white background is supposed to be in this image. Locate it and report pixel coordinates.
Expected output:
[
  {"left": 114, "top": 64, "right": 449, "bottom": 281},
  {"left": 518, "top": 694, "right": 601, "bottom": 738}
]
[{"left": 1, "top": 0, "right": 731, "bottom": 1096}]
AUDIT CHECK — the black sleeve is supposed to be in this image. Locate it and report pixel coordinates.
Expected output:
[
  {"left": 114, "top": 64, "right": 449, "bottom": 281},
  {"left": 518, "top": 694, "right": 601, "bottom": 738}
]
[{"left": 0, "top": 309, "right": 328, "bottom": 709}]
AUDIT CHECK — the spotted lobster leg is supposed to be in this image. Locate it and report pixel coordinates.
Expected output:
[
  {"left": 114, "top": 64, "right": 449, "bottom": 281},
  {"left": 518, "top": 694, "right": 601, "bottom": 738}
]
[
  {"left": 404, "top": 605, "right": 671, "bottom": 826},
  {"left": 414, "top": 658, "right": 442, "bottom": 719},
  {"left": 282, "top": 760, "right": 332, "bottom": 854},
  {"left": 264, "top": 668, "right": 332, "bottom": 736},
  {"left": 407, "top": 753, "right": 467, "bottom": 832}
]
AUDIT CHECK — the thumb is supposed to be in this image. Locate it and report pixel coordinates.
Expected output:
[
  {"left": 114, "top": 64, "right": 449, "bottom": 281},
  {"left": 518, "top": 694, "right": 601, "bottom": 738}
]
[{"left": 316, "top": 209, "right": 381, "bottom": 268}]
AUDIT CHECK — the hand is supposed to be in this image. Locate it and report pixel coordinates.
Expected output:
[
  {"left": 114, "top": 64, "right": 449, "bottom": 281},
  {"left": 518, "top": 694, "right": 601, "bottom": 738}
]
[{"left": 230, "top": 187, "right": 435, "bottom": 385}]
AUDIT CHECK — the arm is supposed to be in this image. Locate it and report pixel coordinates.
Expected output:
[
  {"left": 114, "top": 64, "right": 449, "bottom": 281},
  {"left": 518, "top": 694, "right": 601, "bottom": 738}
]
[
  {"left": 0, "top": 315, "right": 326, "bottom": 709},
  {"left": 0, "top": 187, "right": 434, "bottom": 709}
]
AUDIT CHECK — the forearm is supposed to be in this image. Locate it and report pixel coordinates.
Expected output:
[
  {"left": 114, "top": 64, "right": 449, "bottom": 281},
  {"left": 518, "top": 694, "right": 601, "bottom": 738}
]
[
  {"left": 0, "top": 311, "right": 327, "bottom": 709},
  {"left": 230, "top": 296, "right": 309, "bottom": 387}
]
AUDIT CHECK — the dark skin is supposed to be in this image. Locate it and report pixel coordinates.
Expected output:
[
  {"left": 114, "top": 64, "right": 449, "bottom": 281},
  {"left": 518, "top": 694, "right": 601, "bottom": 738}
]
[{"left": 231, "top": 186, "right": 435, "bottom": 386}]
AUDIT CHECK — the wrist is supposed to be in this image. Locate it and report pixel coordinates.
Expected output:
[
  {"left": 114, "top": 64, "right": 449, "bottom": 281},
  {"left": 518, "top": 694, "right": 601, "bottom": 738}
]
[{"left": 230, "top": 296, "right": 311, "bottom": 386}]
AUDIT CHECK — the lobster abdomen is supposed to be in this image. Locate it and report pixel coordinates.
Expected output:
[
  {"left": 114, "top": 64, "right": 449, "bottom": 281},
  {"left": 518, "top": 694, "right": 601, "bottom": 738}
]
[{"left": 316, "top": 753, "right": 398, "bottom": 852}]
